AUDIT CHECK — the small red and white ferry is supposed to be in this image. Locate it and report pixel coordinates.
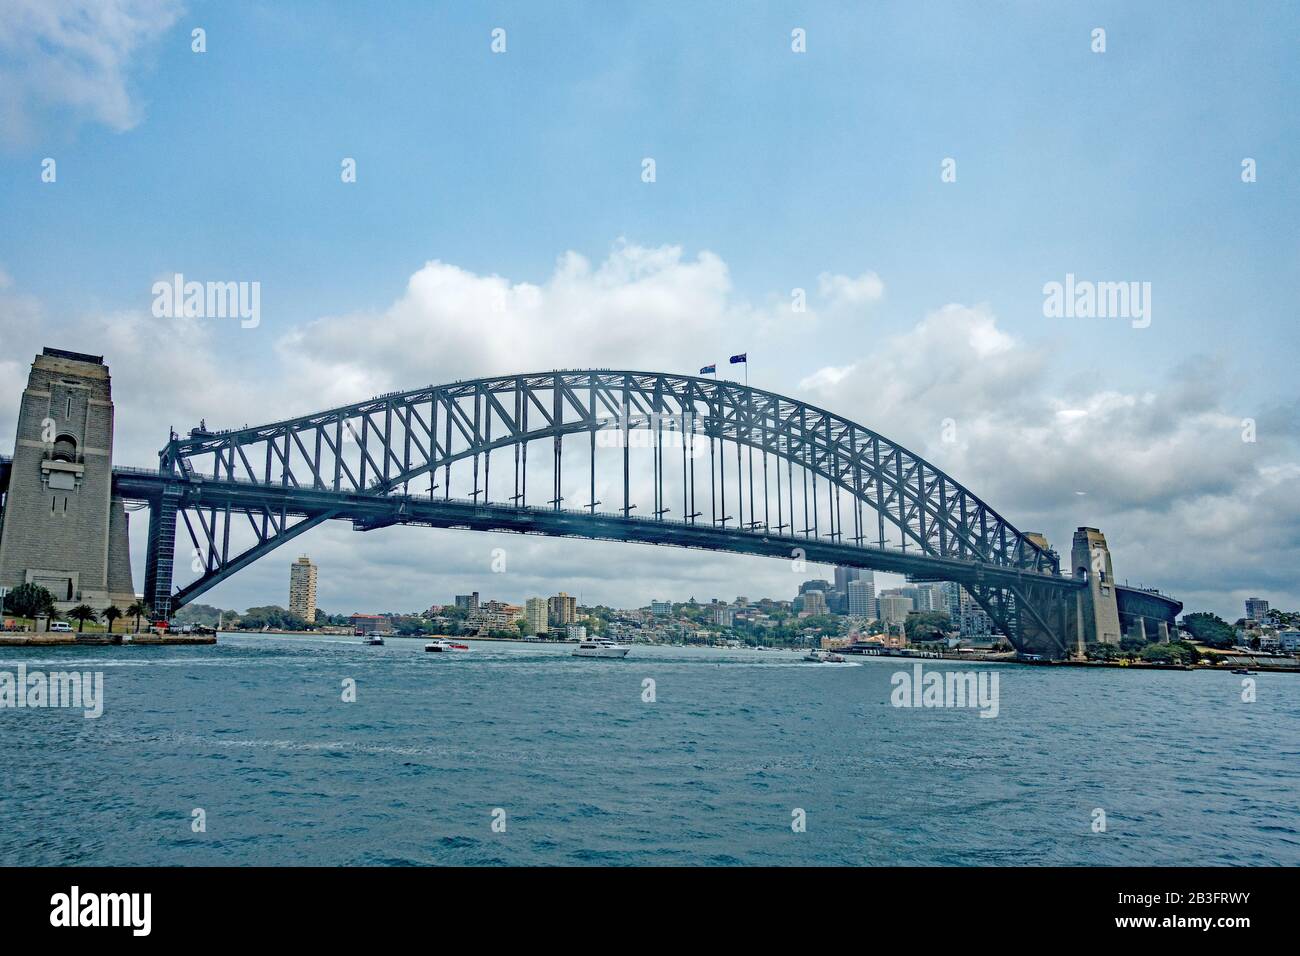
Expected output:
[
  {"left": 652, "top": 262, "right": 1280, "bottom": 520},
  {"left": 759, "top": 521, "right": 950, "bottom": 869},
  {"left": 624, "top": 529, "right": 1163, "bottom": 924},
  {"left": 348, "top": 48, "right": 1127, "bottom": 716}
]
[{"left": 424, "top": 639, "right": 471, "bottom": 653}]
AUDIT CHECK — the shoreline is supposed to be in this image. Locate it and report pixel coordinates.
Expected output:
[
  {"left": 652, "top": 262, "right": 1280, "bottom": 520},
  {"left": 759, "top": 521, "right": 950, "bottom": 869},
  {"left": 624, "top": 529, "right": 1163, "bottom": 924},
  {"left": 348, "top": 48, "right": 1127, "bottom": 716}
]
[
  {"left": 3, "top": 629, "right": 1293, "bottom": 671},
  {"left": 0, "top": 633, "right": 217, "bottom": 646}
]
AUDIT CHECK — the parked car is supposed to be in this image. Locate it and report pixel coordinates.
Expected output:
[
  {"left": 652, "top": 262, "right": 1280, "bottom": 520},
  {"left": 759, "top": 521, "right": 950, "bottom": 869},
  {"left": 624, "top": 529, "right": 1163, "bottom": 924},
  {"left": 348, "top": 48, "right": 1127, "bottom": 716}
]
[{"left": 49, "top": 621, "right": 73, "bottom": 633}]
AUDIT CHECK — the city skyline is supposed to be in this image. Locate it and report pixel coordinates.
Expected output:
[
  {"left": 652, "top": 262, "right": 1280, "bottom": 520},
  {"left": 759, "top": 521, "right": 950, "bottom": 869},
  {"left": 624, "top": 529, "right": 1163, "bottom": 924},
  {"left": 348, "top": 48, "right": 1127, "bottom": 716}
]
[
  {"left": 267, "top": 552, "right": 915, "bottom": 619},
  {"left": 266, "top": 553, "right": 1238, "bottom": 643}
]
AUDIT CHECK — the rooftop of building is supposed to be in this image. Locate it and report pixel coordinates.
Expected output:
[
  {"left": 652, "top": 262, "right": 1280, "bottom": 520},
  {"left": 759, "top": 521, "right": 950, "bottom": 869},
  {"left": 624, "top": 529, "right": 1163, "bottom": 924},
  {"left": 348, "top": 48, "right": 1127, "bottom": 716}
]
[{"left": 42, "top": 347, "right": 105, "bottom": 365}]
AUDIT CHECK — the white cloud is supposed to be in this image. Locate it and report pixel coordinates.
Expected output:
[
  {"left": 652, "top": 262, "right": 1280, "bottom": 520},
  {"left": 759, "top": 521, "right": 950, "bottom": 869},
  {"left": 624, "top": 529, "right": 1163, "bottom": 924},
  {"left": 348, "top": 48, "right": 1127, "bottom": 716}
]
[
  {"left": 799, "top": 305, "right": 1300, "bottom": 614},
  {"left": 280, "top": 240, "right": 766, "bottom": 392},
  {"left": 798, "top": 364, "right": 856, "bottom": 392},
  {"left": 0, "top": 0, "right": 181, "bottom": 144},
  {"left": 817, "top": 270, "right": 884, "bottom": 309}
]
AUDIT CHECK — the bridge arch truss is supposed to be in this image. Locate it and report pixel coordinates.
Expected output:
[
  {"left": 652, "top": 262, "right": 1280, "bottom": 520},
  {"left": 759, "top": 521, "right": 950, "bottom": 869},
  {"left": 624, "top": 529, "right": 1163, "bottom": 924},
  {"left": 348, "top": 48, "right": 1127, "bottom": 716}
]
[{"left": 128, "top": 371, "right": 1080, "bottom": 656}]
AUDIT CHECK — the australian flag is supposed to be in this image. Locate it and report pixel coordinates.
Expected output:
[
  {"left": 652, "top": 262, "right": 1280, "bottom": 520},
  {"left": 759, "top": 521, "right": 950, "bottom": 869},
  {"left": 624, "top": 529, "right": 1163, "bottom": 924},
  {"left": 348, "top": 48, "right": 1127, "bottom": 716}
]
[
  {"left": 699, "top": 363, "right": 716, "bottom": 375},
  {"left": 729, "top": 353, "right": 747, "bottom": 364}
]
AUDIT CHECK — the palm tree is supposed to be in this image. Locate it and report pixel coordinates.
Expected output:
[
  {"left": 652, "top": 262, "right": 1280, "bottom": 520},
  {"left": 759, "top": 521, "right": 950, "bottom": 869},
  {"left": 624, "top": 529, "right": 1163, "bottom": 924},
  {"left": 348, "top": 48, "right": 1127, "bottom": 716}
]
[
  {"left": 126, "top": 600, "right": 149, "bottom": 633},
  {"left": 68, "top": 604, "right": 97, "bottom": 633},
  {"left": 102, "top": 606, "right": 123, "bottom": 633}
]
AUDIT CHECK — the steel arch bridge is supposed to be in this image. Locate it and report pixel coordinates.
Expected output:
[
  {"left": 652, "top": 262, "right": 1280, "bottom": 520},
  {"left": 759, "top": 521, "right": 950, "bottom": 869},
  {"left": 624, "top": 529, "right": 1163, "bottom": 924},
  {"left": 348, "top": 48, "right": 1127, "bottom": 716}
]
[{"left": 114, "top": 370, "right": 1089, "bottom": 658}]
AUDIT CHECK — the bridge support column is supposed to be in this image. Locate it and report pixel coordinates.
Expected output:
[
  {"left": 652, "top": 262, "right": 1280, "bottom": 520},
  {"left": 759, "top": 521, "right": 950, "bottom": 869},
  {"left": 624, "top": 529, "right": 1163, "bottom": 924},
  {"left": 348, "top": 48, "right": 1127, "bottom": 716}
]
[
  {"left": 1070, "top": 527, "right": 1122, "bottom": 648},
  {"left": 1009, "top": 580, "right": 1073, "bottom": 660},
  {"left": 0, "top": 349, "right": 136, "bottom": 612},
  {"left": 1074, "top": 590, "right": 1086, "bottom": 659},
  {"left": 143, "top": 485, "right": 180, "bottom": 620}
]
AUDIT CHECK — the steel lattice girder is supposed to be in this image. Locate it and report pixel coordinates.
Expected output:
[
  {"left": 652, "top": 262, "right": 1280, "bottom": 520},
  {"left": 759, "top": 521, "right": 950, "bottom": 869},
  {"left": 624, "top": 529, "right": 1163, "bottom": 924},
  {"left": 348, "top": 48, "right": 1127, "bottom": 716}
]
[
  {"left": 161, "top": 371, "right": 1059, "bottom": 570},
  {"left": 147, "top": 370, "right": 1076, "bottom": 651}
]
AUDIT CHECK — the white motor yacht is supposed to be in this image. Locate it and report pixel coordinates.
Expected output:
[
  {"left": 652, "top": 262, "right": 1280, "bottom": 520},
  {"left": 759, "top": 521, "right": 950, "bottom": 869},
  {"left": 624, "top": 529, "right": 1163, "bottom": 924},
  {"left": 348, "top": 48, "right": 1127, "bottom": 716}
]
[{"left": 572, "top": 639, "right": 630, "bottom": 659}]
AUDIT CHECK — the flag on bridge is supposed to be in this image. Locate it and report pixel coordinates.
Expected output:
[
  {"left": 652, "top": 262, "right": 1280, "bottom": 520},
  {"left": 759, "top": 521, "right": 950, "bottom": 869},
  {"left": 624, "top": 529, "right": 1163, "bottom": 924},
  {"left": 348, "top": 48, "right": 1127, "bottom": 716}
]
[
  {"left": 729, "top": 353, "right": 747, "bottom": 364},
  {"left": 699, "top": 364, "right": 716, "bottom": 375}
]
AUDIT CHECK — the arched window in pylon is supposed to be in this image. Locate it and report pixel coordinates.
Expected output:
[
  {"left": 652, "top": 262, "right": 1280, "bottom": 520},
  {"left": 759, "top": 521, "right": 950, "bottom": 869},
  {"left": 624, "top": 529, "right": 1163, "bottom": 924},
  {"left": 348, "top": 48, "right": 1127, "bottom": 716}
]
[{"left": 52, "top": 434, "right": 78, "bottom": 462}]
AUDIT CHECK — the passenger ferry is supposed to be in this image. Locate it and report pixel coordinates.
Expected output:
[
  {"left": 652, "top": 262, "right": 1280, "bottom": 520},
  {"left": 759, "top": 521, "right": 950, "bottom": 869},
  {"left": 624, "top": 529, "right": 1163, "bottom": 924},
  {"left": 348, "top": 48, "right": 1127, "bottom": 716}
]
[
  {"left": 425, "top": 639, "right": 471, "bottom": 653},
  {"left": 572, "top": 639, "right": 630, "bottom": 659},
  {"left": 804, "top": 649, "right": 846, "bottom": 663}
]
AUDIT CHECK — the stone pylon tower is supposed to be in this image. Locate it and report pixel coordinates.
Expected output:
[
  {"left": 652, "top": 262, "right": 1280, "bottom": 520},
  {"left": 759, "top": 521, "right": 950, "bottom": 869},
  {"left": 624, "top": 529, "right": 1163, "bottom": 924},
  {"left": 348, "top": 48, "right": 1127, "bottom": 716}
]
[
  {"left": 0, "top": 348, "right": 136, "bottom": 612},
  {"left": 1070, "top": 527, "right": 1122, "bottom": 653}
]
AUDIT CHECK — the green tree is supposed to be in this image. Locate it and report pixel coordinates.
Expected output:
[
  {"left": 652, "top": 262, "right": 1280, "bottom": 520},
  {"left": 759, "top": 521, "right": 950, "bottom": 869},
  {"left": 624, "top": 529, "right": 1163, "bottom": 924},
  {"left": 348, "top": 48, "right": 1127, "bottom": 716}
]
[
  {"left": 172, "top": 603, "right": 229, "bottom": 627},
  {"left": 1180, "top": 612, "right": 1235, "bottom": 648},
  {"left": 3, "top": 582, "right": 57, "bottom": 620},
  {"left": 126, "top": 601, "right": 149, "bottom": 633},
  {"left": 102, "top": 605, "right": 123, "bottom": 633},
  {"left": 237, "top": 605, "right": 309, "bottom": 631},
  {"left": 905, "top": 611, "right": 952, "bottom": 642},
  {"left": 1140, "top": 641, "right": 1201, "bottom": 665},
  {"left": 68, "top": 604, "right": 98, "bottom": 632}
]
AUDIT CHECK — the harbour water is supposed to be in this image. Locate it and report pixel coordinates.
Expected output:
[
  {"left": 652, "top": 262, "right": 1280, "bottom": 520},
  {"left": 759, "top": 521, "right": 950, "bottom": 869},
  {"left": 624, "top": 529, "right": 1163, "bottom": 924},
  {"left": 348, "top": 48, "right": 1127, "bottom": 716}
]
[{"left": 2, "top": 634, "right": 1296, "bottom": 866}]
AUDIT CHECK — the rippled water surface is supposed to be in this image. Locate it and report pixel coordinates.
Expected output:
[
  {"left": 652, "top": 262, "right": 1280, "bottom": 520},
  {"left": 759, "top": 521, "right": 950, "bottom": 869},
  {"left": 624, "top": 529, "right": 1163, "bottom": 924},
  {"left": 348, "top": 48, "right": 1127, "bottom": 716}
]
[{"left": 1, "top": 634, "right": 1296, "bottom": 865}]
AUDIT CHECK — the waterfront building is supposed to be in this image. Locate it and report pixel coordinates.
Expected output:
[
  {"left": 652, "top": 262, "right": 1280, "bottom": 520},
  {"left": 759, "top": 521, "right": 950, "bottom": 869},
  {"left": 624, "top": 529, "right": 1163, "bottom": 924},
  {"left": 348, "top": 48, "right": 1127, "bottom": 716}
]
[
  {"left": 455, "top": 592, "right": 480, "bottom": 611},
  {"left": 1245, "top": 597, "right": 1270, "bottom": 624},
  {"left": 288, "top": 554, "right": 318, "bottom": 623},
  {"left": 349, "top": 613, "right": 390, "bottom": 636},
  {"left": 712, "top": 605, "right": 735, "bottom": 627},
  {"left": 799, "top": 579, "right": 834, "bottom": 595},
  {"left": 567, "top": 623, "right": 587, "bottom": 641},
  {"left": 525, "top": 597, "right": 549, "bottom": 635},
  {"left": 650, "top": 599, "right": 672, "bottom": 616},
  {"left": 877, "top": 594, "right": 913, "bottom": 625},
  {"left": 1277, "top": 630, "right": 1300, "bottom": 654},
  {"left": 923, "top": 584, "right": 947, "bottom": 613},
  {"left": 548, "top": 592, "right": 577, "bottom": 627},
  {"left": 942, "top": 581, "right": 988, "bottom": 621},
  {"left": 800, "top": 590, "right": 828, "bottom": 616},
  {"left": 899, "top": 584, "right": 945, "bottom": 613},
  {"left": 468, "top": 600, "right": 520, "bottom": 630},
  {"left": 959, "top": 607, "right": 994, "bottom": 639},
  {"left": 846, "top": 578, "right": 876, "bottom": 617},
  {"left": 941, "top": 581, "right": 962, "bottom": 618}
]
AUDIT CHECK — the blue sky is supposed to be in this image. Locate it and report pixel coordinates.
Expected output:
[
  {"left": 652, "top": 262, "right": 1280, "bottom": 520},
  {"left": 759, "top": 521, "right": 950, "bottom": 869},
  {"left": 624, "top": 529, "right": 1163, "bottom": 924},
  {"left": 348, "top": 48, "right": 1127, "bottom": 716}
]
[{"left": 1, "top": 2, "right": 1297, "bottom": 619}]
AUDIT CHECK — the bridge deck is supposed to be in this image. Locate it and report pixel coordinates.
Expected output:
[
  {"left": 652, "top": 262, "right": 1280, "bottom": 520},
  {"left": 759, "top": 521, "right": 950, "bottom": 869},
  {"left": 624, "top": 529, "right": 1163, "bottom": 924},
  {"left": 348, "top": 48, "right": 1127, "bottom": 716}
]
[{"left": 109, "top": 466, "right": 1082, "bottom": 594}]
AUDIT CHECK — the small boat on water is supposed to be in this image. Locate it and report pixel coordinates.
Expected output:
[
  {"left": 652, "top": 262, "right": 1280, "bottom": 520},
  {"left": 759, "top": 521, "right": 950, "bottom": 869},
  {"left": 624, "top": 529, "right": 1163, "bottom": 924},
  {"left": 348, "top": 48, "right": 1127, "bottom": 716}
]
[
  {"left": 573, "top": 639, "right": 630, "bottom": 659},
  {"left": 1232, "top": 668, "right": 1255, "bottom": 675},
  {"left": 361, "top": 636, "right": 385, "bottom": 646},
  {"left": 804, "top": 650, "right": 846, "bottom": 663},
  {"left": 425, "top": 639, "right": 471, "bottom": 653}
]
